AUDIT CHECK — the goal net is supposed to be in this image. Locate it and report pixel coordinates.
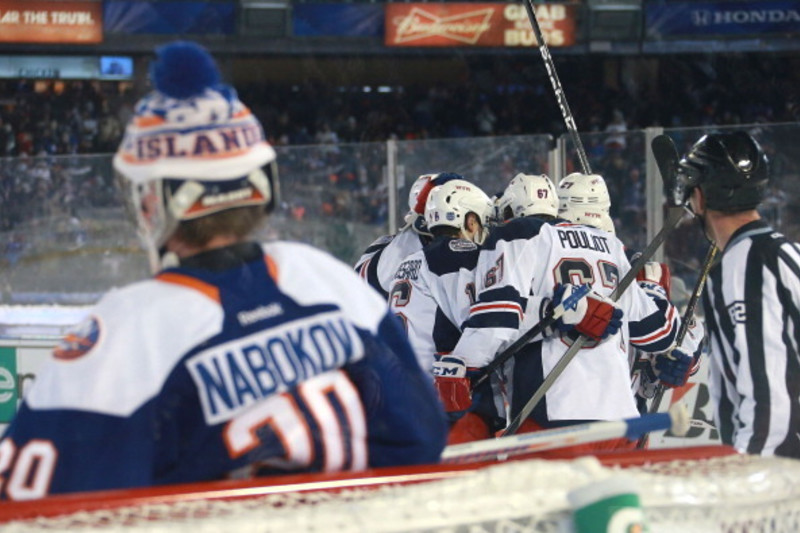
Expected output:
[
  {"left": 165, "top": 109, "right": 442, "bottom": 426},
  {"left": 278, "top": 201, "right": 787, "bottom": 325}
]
[{"left": 1, "top": 446, "right": 798, "bottom": 533}]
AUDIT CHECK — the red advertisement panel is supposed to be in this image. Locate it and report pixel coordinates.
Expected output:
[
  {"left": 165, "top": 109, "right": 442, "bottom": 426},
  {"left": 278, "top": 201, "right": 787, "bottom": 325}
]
[
  {"left": 385, "top": 3, "right": 576, "bottom": 47},
  {"left": 0, "top": 1, "right": 102, "bottom": 44}
]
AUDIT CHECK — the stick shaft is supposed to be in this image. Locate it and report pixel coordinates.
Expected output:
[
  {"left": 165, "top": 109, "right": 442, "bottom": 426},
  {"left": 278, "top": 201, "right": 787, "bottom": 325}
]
[
  {"left": 443, "top": 412, "right": 672, "bottom": 464},
  {"left": 522, "top": 0, "right": 591, "bottom": 175},
  {"left": 645, "top": 243, "right": 718, "bottom": 420},
  {"left": 675, "top": 243, "right": 717, "bottom": 347}
]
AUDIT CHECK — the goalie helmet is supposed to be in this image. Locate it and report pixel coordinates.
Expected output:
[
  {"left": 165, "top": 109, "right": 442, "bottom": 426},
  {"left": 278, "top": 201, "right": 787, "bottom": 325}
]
[
  {"left": 498, "top": 173, "right": 558, "bottom": 220},
  {"left": 113, "top": 41, "right": 278, "bottom": 271},
  {"left": 425, "top": 179, "right": 493, "bottom": 243},
  {"left": 677, "top": 131, "right": 769, "bottom": 212},
  {"left": 557, "top": 173, "right": 615, "bottom": 234}
]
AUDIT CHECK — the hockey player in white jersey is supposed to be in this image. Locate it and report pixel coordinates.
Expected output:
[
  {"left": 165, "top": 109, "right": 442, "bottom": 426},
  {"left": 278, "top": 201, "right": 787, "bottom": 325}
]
[
  {"left": 388, "top": 178, "right": 501, "bottom": 443},
  {"left": 440, "top": 172, "right": 680, "bottom": 453},
  {"left": 355, "top": 172, "right": 462, "bottom": 299},
  {"left": 554, "top": 170, "right": 706, "bottom": 418},
  {"left": 0, "top": 41, "right": 447, "bottom": 499},
  {"left": 559, "top": 173, "right": 701, "bottom": 437}
]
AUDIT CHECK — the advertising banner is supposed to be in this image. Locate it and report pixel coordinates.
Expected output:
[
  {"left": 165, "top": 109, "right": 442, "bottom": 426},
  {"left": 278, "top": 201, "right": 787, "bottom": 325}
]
[
  {"left": 294, "top": 4, "right": 383, "bottom": 37},
  {"left": 0, "top": 342, "right": 49, "bottom": 432},
  {"left": 0, "top": 1, "right": 102, "bottom": 44},
  {"left": 385, "top": 3, "right": 576, "bottom": 47},
  {"left": 0, "top": 55, "right": 132, "bottom": 80},
  {"left": 0, "top": 348, "right": 17, "bottom": 424},
  {"left": 104, "top": 1, "right": 235, "bottom": 35},
  {"left": 646, "top": 1, "right": 800, "bottom": 39}
]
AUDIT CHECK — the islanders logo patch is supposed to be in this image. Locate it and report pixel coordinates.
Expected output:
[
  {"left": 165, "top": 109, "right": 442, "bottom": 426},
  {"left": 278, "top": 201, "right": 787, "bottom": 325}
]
[{"left": 54, "top": 316, "right": 101, "bottom": 360}]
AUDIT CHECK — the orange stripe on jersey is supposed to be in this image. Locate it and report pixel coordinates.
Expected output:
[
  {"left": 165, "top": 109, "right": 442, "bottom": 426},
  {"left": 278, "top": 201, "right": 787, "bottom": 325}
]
[
  {"left": 635, "top": 305, "right": 677, "bottom": 344},
  {"left": 265, "top": 255, "right": 279, "bottom": 280},
  {"left": 156, "top": 272, "right": 221, "bottom": 302},
  {"left": 470, "top": 303, "right": 524, "bottom": 320}
]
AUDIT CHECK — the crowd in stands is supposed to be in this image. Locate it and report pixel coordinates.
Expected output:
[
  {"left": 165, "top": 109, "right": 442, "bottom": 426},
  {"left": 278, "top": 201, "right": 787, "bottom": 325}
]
[
  {"left": 0, "top": 54, "right": 796, "bottom": 158},
  {"left": 1, "top": 53, "right": 799, "bottom": 266}
]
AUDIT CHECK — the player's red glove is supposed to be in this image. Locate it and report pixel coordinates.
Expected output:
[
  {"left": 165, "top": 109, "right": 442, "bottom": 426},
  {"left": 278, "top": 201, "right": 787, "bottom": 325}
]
[
  {"left": 553, "top": 283, "right": 623, "bottom": 341},
  {"left": 432, "top": 356, "right": 472, "bottom": 413},
  {"left": 636, "top": 261, "right": 671, "bottom": 300}
]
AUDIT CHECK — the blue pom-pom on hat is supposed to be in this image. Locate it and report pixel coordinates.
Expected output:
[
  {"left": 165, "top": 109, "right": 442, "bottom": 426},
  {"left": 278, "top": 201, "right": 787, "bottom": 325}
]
[{"left": 150, "top": 41, "right": 221, "bottom": 99}]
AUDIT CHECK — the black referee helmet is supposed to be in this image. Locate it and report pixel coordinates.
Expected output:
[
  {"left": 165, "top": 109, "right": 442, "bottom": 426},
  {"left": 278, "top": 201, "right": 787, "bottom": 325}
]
[{"left": 677, "top": 131, "right": 769, "bottom": 212}]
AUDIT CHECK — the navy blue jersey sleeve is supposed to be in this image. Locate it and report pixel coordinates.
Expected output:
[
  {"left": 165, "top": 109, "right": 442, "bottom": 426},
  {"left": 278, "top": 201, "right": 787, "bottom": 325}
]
[{"left": 351, "top": 312, "right": 448, "bottom": 467}]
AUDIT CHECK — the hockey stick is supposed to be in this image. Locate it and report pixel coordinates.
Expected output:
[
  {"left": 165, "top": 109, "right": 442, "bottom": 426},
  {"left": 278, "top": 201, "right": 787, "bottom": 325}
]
[
  {"left": 500, "top": 134, "right": 686, "bottom": 437},
  {"left": 471, "top": 284, "right": 590, "bottom": 389},
  {"left": 522, "top": 0, "right": 591, "bottom": 175},
  {"left": 442, "top": 403, "right": 690, "bottom": 464},
  {"left": 640, "top": 244, "right": 717, "bottom": 420},
  {"left": 633, "top": 133, "right": 717, "bottom": 440}
]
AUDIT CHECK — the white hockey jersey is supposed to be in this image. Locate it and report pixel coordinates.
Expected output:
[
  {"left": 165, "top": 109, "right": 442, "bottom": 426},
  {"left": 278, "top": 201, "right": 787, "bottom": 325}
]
[
  {"left": 453, "top": 217, "right": 679, "bottom": 424},
  {"left": 388, "top": 236, "right": 481, "bottom": 373},
  {"left": 355, "top": 219, "right": 431, "bottom": 299}
]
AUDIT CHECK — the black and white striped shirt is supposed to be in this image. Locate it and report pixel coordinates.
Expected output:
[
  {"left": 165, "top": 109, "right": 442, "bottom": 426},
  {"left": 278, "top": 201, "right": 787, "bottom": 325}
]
[{"left": 703, "top": 219, "right": 800, "bottom": 458}]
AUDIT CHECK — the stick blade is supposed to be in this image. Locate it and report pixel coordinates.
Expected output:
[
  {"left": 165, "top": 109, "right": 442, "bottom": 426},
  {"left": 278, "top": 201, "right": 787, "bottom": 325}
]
[
  {"left": 668, "top": 402, "right": 691, "bottom": 437},
  {"left": 651, "top": 134, "right": 682, "bottom": 207}
]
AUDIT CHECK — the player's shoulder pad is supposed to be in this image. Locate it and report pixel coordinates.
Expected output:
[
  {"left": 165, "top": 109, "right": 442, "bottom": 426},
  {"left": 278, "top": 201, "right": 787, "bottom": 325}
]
[
  {"left": 27, "top": 278, "right": 224, "bottom": 415},
  {"left": 361, "top": 233, "right": 394, "bottom": 255},
  {"left": 422, "top": 237, "right": 479, "bottom": 275},
  {"left": 263, "top": 241, "right": 389, "bottom": 333},
  {"left": 481, "top": 216, "right": 546, "bottom": 250}
]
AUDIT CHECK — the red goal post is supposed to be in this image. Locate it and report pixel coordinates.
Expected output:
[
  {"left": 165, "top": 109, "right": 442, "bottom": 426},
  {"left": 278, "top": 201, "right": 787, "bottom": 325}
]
[{"left": 2, "top": 445, "right": 799, "bottom": 533}]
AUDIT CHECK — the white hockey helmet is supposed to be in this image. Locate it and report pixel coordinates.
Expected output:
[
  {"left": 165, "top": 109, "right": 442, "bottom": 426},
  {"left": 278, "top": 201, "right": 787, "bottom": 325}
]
[
  {"left": 407, "top": 174, "right": 436, "bottom": 216},
  {"left": 113, "top": 41, "right": 278, "bottom": 271},
  {"left": 425, "top": 179, "right": 493, "bottom": 243},
  {"left": 557, "top": 173, "right": 615, "bottom": 234},
  {"left": 498, "top": 173, "right": 558, "bottom": 220},
  {"left": 404, "top": 172, "right": 465, "bottom": 226}
]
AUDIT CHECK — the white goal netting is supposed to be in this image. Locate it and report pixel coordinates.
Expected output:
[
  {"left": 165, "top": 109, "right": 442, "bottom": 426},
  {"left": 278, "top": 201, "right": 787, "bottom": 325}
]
[{"left": 3, "top": 450, "right": 800, "bottom": 533}]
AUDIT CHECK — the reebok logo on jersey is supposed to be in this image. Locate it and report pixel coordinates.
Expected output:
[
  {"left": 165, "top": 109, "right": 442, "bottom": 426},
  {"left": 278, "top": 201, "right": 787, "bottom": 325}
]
[
  {"left": 237, "top": 303, "right": 283, "bottom": 326},
  {"left": 187, "top": 311, "right": 363, "bottom": 424}
]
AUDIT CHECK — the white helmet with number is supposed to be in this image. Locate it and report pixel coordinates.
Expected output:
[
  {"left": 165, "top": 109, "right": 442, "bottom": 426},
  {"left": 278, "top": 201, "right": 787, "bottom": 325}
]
[
  {"left": 498, "top": 173, "right": 558, "bottom": 220},
  {"left": 557, "top": 173, "right": 615, "bottom": 234},
  {"left": 425, "top": 179, "right": 493, "bottom": 243}
]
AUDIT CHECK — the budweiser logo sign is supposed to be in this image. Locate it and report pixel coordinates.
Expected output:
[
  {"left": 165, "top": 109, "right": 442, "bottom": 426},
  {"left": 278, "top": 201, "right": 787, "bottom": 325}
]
[
  {"left": 392, "top": 6, "right": 495, "bottom": 44},
  {"left": 385, "top": 3, "right": 577, "bottom": 48}
]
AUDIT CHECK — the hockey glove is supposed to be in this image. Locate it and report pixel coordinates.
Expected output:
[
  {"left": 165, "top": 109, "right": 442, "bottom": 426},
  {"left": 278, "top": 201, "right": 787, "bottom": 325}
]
[
  {"left": 654, "top": 348, "right": 694, "bottom": 388},
  {"left": 432, "top": 356, "right": 472, "bottom": 414},
  {"left": 552, "top": 283, "right": 623, "bottom": 341},
  {"left": 636, "top": 261, "right": 671, "bottom": 300}
]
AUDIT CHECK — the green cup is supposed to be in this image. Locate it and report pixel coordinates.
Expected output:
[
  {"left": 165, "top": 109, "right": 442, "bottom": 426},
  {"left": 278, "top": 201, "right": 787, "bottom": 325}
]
[{"left": 567, "top": 475, "right": 647, "bottom": 533}]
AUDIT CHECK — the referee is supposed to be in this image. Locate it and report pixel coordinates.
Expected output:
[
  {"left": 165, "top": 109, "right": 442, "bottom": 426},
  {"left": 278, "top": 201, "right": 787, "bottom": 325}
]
[{"left": 677, "top": 131, "right": 800, "bottom": 458}]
